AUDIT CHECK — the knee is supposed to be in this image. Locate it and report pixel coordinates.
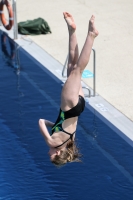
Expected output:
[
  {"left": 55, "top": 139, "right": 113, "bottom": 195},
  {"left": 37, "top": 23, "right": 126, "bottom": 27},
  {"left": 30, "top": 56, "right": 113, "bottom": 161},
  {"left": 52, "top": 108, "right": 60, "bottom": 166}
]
[
  {"left": 73, "top": 64, "right": 82, "bottom": 74},
  {"left": 73, "top": 64, "right": 77, "bottom": 70}
]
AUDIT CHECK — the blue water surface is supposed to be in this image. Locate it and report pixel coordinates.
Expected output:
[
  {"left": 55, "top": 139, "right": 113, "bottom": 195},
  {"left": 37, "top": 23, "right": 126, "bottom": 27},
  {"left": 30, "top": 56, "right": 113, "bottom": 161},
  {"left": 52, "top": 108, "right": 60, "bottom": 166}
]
[{"left": 0, "top": 30, "right": 133, "bottom": 200}]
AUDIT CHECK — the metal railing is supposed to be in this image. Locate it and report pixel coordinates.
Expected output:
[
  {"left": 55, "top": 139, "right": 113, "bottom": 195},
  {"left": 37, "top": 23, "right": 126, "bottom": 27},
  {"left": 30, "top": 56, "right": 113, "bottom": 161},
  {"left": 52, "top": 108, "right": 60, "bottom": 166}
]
[
  {"left": 92, "top": 48, "right": 96, "bottom": 96},
  {"left": 62, "top": 48, "right": 96, "bottom": 97},
  {"left": 12, "top": 0, "right": 18, "bottom": 39}
]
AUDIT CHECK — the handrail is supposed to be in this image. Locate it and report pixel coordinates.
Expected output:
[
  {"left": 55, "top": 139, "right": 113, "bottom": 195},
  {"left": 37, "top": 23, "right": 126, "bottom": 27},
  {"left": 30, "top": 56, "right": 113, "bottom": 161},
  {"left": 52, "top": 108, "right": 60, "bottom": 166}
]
[
  {"left": 12, "top": 0, "right": 18, "bottom": 39},
  {"left": 92, "top": 48, "right": 96, "bottom": 96},
  {"left": 62, "top": 48, "right": 96, "bottom": 97},
  {"left": 62, "top": 54, "right": 68, "bottom": 77},
  {"left": 82, "top": 86, "right": 91, "bottom": 98}
]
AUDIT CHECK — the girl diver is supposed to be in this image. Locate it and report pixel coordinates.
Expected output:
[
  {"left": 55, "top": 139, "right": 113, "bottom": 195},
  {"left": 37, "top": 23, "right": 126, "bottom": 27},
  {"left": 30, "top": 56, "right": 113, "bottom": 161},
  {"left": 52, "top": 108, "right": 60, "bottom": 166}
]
[{"left": 39, "top": 12, "right": 98, "bottom": 166}]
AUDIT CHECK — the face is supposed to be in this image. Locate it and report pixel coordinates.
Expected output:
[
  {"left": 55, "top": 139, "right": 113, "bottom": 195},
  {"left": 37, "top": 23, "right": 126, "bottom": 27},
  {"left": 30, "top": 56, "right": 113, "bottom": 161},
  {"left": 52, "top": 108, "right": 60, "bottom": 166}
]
[{"left": 48, "top": 147, "right": 60, "bottom": 161}]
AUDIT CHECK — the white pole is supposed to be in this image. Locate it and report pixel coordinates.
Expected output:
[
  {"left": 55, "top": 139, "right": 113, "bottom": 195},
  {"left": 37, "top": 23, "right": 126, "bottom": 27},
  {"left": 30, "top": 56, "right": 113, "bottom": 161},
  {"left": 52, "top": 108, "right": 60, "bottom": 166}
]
[{"left": 12, "top": 0, "right": 18, "bottom": 39}]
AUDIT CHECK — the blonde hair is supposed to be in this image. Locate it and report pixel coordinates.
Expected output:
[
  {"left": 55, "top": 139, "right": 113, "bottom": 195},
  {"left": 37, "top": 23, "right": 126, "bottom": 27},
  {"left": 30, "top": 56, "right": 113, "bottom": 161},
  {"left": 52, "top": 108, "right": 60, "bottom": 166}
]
[{"left": 51, "top": 140, "right": 82, "bottom": 167}]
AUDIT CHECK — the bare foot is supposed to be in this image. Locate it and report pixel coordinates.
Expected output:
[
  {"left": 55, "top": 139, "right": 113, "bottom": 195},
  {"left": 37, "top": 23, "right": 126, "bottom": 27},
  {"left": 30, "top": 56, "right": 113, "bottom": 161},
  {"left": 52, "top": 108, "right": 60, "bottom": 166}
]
[
  {"left": 88, "top": 15, "right": 99, "bottom": 37},
  {"left": 63, "top": 12, "right": 76, "bottom": 31}
]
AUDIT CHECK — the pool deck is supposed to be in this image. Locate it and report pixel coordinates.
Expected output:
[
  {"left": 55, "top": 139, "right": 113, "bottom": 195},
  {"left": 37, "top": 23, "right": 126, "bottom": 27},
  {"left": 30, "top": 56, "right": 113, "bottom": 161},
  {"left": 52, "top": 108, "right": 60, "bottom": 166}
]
[{"left": 0, "top": 0, "right": 133, "bottom": 146}]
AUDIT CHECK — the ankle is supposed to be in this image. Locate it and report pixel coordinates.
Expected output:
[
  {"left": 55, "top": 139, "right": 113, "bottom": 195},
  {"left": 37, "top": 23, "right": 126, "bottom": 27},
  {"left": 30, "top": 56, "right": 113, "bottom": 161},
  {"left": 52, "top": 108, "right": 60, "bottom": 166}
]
[
  {"left": 88, "top": 31, "right": 97, "bottom": 38},
  {"left": 68, "top": 25, "right": 76, "bottom": 33},
  {"left": 68, "top": 29, "right": 76, "bottom": 36}
]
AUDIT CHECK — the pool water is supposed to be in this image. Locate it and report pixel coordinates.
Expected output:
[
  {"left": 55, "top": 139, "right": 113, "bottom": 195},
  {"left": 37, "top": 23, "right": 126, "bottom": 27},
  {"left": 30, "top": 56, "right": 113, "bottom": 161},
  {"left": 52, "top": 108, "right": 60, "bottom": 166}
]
[{"left": 0, "top": 30, "right": 133, "bottom": 200}]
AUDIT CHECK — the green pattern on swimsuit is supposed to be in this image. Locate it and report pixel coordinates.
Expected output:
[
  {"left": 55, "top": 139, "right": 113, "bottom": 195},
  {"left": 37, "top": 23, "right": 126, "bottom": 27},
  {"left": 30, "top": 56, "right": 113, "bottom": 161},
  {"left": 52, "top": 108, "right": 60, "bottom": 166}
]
[
  {"left": 51, "top": 111, "right": 65, "bottom": 134},
  {"left": 61, "top": 111, "right": 65, "bottom": 120}
]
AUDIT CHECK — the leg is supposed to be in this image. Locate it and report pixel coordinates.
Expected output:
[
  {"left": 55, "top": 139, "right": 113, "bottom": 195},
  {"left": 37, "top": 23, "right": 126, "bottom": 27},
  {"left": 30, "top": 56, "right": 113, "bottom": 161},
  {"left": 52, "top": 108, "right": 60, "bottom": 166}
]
[
  {"left": 63, "top": 12, "right": 84, "bottom": 102},
  {"left": 61, "top": 14, "right": 98, "bottom": 111},
  {"left": 63, "top": 12, "right": 79, "bottom": 77},
  {"left": 77, "top": 15, "right": 98, "bottom": 72}
]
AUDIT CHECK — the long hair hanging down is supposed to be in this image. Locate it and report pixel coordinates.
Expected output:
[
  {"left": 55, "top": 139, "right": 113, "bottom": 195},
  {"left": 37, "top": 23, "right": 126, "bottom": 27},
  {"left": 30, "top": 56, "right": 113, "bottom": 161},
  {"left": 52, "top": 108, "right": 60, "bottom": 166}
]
[{"left": 51, "top": 140, "right": 82, "bottom": 167}]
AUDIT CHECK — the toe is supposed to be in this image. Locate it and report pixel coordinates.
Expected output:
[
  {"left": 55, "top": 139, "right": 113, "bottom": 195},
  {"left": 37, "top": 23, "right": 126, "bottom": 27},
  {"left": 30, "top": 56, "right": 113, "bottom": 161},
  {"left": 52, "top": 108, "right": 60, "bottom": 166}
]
[
  {"left": 90, "top": 15, "right": 95, "bottom": 23},
  {"left": 63, "top": 12, "right": 72, "bottom": 18}
]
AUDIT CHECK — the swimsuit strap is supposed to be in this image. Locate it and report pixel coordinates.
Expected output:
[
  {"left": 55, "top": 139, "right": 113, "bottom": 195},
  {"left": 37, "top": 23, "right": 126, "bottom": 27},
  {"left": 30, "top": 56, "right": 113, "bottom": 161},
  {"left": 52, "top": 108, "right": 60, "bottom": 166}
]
[
  {"left": 55, "top": 130, "right": 76, "bottom": 148},
  {"left": 62, "top": 129, "right": 75, "bottom": 139}
]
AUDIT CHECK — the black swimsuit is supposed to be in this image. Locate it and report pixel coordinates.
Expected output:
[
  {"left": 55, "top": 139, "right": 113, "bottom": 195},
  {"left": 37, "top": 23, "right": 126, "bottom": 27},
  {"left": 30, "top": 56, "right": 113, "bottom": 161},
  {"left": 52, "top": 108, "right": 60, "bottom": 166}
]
[{"left": 51, "top": 95, "right": 85, "bottom": 148}]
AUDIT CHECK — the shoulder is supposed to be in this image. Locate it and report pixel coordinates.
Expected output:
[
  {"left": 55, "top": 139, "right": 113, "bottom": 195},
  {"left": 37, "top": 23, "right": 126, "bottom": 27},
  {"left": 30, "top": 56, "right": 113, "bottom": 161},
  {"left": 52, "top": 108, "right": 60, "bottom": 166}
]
[
  {"left": 50, "top": 131, "right": 65, "bottom": 147},
  {"left": 50, "top": 136, "right": 63, "bottom": 148}
]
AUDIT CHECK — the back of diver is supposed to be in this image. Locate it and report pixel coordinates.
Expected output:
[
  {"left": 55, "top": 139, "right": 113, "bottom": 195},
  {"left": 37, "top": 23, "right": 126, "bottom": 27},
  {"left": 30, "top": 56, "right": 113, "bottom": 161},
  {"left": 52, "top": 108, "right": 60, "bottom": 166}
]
[{"left": 51, "top": 95, "right": 85, "bottom": 148}]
